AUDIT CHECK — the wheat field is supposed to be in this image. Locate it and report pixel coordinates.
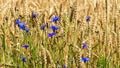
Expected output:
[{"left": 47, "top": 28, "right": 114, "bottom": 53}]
[{"left": 0, "top": 0, "right": 120, "bottom": 68}]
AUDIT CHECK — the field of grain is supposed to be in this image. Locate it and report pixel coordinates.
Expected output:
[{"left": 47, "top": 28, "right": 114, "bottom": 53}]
[{"left": 0, "top": 0, "right": 120, "bottom": 68}]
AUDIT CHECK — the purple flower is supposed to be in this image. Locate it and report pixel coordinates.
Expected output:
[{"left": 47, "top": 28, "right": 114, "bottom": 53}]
[
  {"left": 48, "top": 32, "right": 56, "bottom": 37},
  {"left": 32, "top": 11, "right": 38, "bottom": 18},
  {"left": 40, "top": 24, "right": 46, "bottom": 30},
  {"left": 50, "top": 25, "right": 59, "bottom": 31},
  {"left": 81, "top": 57, "right": 90, "bottom": 62},
  {"left": 15, "top": 19, "right": 20, "bottom": 24},
  {"left": 18, "top": 23, "right": 26, "bottom": 30},
  {"left": 86, "top": 16, "right": 90, "bottom": 23},
  {"left": 82, "top": 43, "right": 88, "bottom": 48},
  {"left": 22, "top": 45, "right": 29, "bottom": 49},
  {"left": 51, "top": 16, "right": 60, "bottom": 22},
  {"left": 63, "top": 65, "right": 67, "bottom": 68},
  {"left": 19, "top": 55, "right": 27, "bottom": 62},
  {"left": 22, "top": 57, "right": 27, "bottom": 62},
  {"left": 25, "top": 27, "right": 29, "bottom": 33}
]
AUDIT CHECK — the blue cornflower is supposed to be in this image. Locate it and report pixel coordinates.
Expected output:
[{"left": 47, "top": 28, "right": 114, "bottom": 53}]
[
  {"left": 63, "top": 65, "right": 67, "bottom": 68},
  {"left": 86, "top": 16, "right": 90, "bottom": 23},
  {"left": 50, "top": 25, "right": 59, "bottom": 31},
  {"left": 81, "top": 57, "right": 90, "bottom": 62},
  {"left": 15, "top": 19, "right": 20, "bottom": 24},
  {"left": 22, "top": 45, "right": 29, "bottom": 49},
  {"left": 25, "top": 27, "right": 29, "bottom": 33},
  {"left": 40, "top": 24, "right": 46, "bottom": 30},
  {"left": 22, "top": 57, "right": 27, "bottom": 62},
  {"left": 32, "top": 11, "right": 38, "bottom": 18},
  {"left": 51, "top": 16, "right": 60, "bottom": 22},
  {"left": 82, "top": 43, "right": 88, "bottom": 48},
  {"left": 18, "top": 23, "right": 26, "bottom": 30},
  {"left": 48, "top": 32, "right": 56, "bottom": 37}
]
